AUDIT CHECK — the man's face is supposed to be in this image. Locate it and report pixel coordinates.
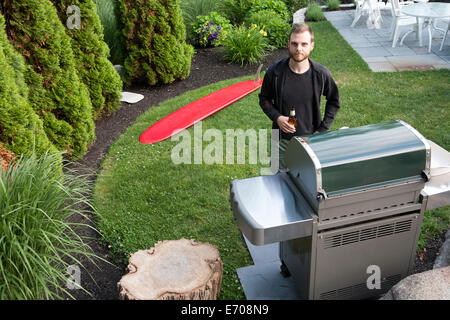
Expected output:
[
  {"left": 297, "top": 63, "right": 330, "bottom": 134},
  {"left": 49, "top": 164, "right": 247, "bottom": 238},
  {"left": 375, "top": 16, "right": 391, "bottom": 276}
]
[{"left": 288, "top": 31, "right": 314, "bottom": 63}]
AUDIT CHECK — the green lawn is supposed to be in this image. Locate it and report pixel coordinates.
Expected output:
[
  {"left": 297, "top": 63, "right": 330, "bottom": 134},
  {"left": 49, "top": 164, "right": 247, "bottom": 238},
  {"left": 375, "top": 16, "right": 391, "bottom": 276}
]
[{"left": 93, "top": 21, "right": 449, "bottom": 299}]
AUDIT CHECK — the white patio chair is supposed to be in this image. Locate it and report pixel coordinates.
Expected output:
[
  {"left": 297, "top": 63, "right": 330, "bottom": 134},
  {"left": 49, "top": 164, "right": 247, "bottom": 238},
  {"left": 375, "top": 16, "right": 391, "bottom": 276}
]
[
  {"left": 390, "top": 0, "right": 420, "bottom": 47},
  {"left": 351, "top": 0, "right": 384, "bottom": 29},
  {"left": 438, "top": 19, "right": 450, "bottom": 51}
]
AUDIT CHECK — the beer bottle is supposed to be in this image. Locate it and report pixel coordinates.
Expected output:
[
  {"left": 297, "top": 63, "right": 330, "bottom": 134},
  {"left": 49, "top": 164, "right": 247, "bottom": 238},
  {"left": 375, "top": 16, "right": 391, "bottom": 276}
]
[{"left": 288, "top": 107, "right": 297, "bottom": 128}]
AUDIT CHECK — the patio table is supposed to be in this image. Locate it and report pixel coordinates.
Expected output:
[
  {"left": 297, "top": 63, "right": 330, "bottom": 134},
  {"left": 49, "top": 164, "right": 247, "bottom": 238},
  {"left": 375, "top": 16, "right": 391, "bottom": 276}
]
[{"left": 400, "top": 2, "right": 450, "bottom": 51}]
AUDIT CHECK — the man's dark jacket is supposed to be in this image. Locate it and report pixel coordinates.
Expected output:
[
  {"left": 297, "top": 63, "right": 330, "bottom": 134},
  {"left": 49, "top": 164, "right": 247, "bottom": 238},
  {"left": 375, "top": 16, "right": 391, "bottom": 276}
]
[{"left": 259, "top": 57, "right": 340, "bottom": 139}]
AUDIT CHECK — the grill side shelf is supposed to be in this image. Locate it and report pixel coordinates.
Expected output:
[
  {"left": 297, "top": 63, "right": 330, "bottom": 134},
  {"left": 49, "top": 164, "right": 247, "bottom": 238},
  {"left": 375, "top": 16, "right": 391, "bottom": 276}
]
[{"left": 230, "top": 173, "right": 314, "bottom": 246}]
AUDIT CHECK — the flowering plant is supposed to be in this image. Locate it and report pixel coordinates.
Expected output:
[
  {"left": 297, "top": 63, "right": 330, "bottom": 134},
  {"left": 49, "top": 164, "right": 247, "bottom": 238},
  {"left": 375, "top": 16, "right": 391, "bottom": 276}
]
[
  {"left": 222, "top": 24, "right": 273, "bottom": 66},
  {"left": 245, "top": 9, "right": 291, "bottom": 48},
  {"left": 192, "top": 12, "right": 232, "bottom": 47}
]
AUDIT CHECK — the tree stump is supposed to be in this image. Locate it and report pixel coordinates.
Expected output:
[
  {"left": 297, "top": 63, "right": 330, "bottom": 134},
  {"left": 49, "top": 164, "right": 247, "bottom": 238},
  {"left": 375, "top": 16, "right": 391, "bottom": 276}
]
[{"left": 118, "top": 238, "right": 223, "bottom": 300}]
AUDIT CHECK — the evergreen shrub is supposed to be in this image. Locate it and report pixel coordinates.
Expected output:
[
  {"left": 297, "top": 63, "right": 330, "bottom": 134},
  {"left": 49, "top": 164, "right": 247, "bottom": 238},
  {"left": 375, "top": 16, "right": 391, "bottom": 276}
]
[
  {"left": 50, "top": 0, "right": 123, "bottom": 119},
  {"left": 1, "top": 0, "right": 95, "bottom": 159},
  {"left": 0, "top": 14, "right": 58, "bottom": 158},
  {"left": 118, "top": 0, "right": 194, "bottom": 86}
]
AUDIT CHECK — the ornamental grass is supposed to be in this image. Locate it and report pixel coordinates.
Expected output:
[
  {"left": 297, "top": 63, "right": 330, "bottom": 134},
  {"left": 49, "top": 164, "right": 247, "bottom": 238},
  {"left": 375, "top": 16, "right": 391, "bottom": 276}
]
[{"left": 0, "top": 151, "right": 103, "bottom": 299}]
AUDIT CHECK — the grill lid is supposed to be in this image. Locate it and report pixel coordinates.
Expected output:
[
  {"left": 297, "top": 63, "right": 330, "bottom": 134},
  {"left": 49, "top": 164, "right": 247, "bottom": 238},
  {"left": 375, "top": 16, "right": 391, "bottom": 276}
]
[{"left": 286, "top": 120, "right": 430, "bottom": 200}]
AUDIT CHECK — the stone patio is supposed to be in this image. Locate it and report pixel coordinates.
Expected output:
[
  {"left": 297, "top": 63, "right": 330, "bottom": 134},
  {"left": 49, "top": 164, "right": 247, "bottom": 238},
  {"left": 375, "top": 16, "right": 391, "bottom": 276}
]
[{"left": 323, "top": 9, "right": 450, "bottom": 71}]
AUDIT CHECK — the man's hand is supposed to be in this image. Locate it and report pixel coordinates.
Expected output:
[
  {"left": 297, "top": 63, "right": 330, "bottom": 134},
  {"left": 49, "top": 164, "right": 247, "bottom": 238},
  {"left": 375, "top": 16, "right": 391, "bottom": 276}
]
[{"left": 276, "top": 116, "right": 296, "bottom": 134}]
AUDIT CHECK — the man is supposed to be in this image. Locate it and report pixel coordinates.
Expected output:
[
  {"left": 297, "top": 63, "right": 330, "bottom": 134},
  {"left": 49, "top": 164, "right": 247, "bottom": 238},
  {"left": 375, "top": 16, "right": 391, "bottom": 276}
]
[{"left": 259, "top": 22, "right": 340, "bottom": 170}]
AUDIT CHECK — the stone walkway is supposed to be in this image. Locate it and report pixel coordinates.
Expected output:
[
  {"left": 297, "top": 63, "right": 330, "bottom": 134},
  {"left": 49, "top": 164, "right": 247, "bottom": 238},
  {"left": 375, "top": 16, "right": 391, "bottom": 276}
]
[{"left": 323, "top": 9, "right": 450, "bottom": 71}]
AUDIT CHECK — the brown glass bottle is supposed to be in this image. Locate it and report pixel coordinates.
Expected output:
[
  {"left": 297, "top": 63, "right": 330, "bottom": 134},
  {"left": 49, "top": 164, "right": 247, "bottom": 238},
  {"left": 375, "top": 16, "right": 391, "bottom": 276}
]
[{"left": 288, "top": 107, "right": 297, "bottom": 128}]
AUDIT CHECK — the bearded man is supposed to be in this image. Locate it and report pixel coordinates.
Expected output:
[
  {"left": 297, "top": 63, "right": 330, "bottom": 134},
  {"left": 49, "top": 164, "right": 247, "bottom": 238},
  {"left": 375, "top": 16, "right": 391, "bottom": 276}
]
[{"left": 259, "top": 22, "right": 341, "bottom": 170}]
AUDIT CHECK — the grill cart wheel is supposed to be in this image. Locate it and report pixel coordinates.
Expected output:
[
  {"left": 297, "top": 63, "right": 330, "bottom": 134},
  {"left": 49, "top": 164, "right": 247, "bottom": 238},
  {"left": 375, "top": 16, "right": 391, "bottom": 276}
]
[{"left": 280, "top": 261, "right": 291, "bottom": 278}]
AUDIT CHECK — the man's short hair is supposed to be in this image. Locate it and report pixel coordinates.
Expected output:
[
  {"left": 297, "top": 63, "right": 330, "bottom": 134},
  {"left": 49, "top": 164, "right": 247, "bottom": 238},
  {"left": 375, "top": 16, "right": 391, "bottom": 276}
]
[{"left": 289, "top": 23, "right": 314, "bottom": 42}]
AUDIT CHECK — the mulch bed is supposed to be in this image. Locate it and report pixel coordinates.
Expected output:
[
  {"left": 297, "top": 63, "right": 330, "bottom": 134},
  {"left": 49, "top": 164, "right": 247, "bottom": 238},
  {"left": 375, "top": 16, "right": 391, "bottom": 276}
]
[
  {"left": 68, "top": 47, "right": 445, "bottom": 300},
  {"left": 0, "top": 145, "right": 15, "bottom": 172}
]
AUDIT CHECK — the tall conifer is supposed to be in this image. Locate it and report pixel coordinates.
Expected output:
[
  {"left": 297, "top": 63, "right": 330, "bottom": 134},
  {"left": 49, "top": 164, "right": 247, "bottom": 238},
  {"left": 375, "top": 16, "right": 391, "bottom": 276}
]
[
  {"left": 0, "top": 0, "right": 95, "bottom": 158},
  {"left": 118, "top": 0, "right": 194, "bottom": 86},
  {"left": 0, "top": 14, "right": 57, "bottom": 158},
  {"left": 50, "top": 0, "right": 123, "bottom": 119}
]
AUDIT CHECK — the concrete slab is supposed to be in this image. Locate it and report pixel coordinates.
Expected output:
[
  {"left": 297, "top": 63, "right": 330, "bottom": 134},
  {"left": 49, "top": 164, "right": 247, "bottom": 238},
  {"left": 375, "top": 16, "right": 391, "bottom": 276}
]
[{"left": 236, "top": 261, "right": 302, "bottom": 300}]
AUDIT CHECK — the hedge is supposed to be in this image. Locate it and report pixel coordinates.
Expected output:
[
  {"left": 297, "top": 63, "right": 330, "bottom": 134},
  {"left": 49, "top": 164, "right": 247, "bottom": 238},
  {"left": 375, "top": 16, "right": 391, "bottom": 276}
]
[
  {"left": 50, "top": 0, "right": 123, "bottom": 119},
  {"left": 0, "top": 14, "right": 58, "bottom": 158},
  {"left": 118, "top": 0, "right": 194, "bottom": 86},
  {"left": 1, "top": 0, "right": 95, "bottom": 159}
]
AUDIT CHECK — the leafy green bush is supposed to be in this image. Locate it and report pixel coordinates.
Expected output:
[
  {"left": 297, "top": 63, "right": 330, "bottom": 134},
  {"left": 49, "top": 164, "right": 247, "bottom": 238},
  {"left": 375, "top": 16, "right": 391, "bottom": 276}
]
[
  {"left": 245, "top": 9, "right": 291, "bottom": 48},
  {"left": 306, "top": 2, "right": 325, "bottom": 21},
  {"left": 118, "top": 0, "right": 194, "bottom": 86},
  {"left": 222, "top": 24, "right": 274, "bottom": 66},
  {"left": 0, "top": 14, "right": 58, "bottom": 158},
  {"left": 218, "top": 0, "right": 256, "bottom": 25},
  {"left": 327, "top": 0, "right": 341, "bottom": 10},
  {"left": 0, "top": 151, "right": 101, "bottom": 299},
  {"left": 192, "top": 12, "right": 232, "bottom": 47},
  {"left": 50, "top": 0, "right": 123, "bottom": 119},
  {"left": 93, "top": 0, "right": 126, "bottom": 66},
  {"left": 180, "top": 0, "right": 220, "bottom": 40},
  {"left": 1, "top": 0, "right": 95, "bottom": 159},
  {"left": 248, "top": 0, "right": 290, "bottom": 21}
]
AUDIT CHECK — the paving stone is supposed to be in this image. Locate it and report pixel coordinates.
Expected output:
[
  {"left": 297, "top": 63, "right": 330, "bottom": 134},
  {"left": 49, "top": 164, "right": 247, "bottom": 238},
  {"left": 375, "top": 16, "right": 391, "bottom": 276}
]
[
  {"left": 409, "top": 46, "right": 433, "bottom": 55},
  {"left": 384, "top": 46, "right": 417, "bottom": 56},
  {"left": 387, "top": 54, "right": 448, "bottom": 67},
  {"left": 396, "top": 65, "right": 435, "bottom": 71},
  {"left": 367, "top": 61, "right": 397, "bottom": 72},
  {"left": 355, "top": 46, "right": 392, "bottom": 57},
  {"left": 353, "top": 42, "right": 381, "bottom": 48},
  {"left": 347, "top": 35, "right": 373, "bottom": 44},
  {"left": 438, "top": 55, "right": 450, "bottom": 62},
  {"left": 365, "top": 56, "right": 389, "bottom": 62}
]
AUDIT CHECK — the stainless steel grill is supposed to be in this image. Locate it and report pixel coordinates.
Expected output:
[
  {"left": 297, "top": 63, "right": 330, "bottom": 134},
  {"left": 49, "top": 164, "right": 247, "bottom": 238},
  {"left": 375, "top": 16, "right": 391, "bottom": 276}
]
[{"left": 230, "top": 120, "right": 450, "bottom": 300}]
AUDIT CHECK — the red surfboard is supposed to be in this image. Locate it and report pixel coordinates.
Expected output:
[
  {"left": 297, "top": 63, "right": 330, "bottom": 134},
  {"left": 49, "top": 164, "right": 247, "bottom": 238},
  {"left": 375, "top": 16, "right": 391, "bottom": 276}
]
[{"left": 139, "top": 78, "right": 263, "bottom": 144}]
